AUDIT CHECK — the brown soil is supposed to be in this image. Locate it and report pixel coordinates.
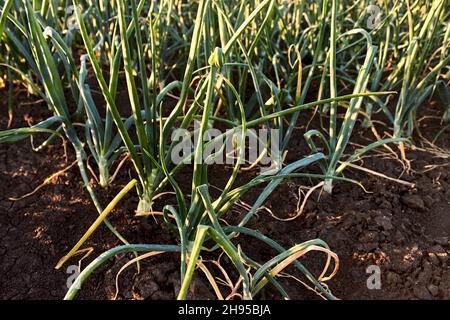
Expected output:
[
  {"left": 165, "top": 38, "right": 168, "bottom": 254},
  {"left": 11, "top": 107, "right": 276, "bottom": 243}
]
[{"left": 0, "top": 90, "right": 449, "bottom": 300}]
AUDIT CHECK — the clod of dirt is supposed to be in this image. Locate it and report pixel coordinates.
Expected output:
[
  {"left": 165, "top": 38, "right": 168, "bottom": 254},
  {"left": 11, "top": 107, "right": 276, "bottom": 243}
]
[
  {"left": 413, "top": 285, "right": 433, "bottom": 300},
  {"left": 133, "top": 277, "right": 159, "bottom": 300},
  {"left": 428, "top": 284, "right": 439, "bottom": 297},
  {"left": 401, "top": 194, "right": 425, "bottom": 211},
  {"left": 374, "top": 215, "right": 394, "bottom": 231}
]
